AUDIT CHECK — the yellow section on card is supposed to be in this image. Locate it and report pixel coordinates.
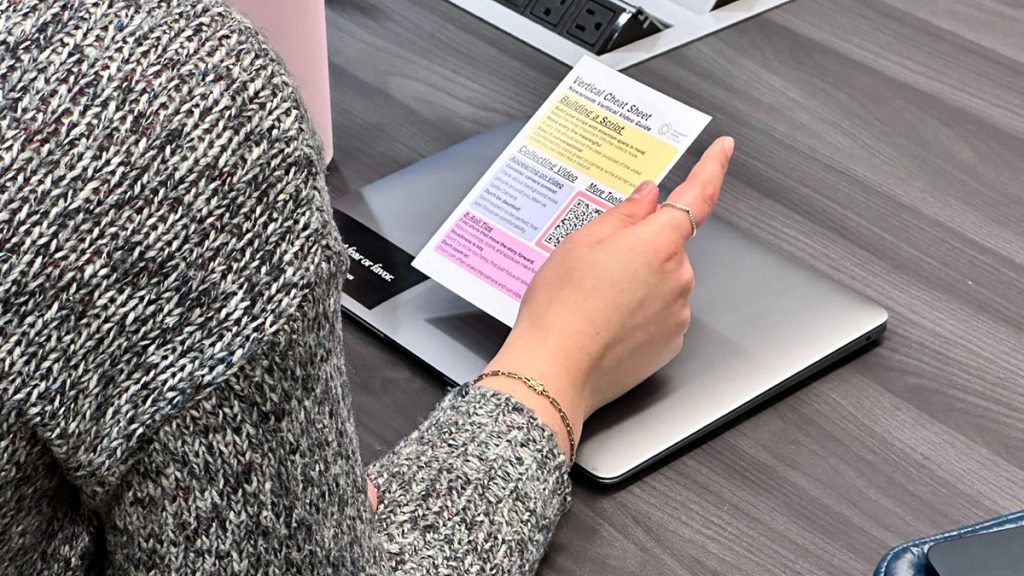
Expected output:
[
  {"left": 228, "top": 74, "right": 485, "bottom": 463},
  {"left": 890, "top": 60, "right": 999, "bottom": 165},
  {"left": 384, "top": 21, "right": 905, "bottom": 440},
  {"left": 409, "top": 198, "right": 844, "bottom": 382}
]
[{"left": 525, "top": 92, "right": 677, "bottom": 195}]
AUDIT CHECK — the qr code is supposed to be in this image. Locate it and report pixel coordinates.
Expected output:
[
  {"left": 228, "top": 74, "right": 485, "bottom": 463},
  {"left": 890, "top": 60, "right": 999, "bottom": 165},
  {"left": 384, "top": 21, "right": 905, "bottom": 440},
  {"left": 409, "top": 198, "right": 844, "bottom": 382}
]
[{"left": 543, "top": 197, "right": 605, "bottom": 249}]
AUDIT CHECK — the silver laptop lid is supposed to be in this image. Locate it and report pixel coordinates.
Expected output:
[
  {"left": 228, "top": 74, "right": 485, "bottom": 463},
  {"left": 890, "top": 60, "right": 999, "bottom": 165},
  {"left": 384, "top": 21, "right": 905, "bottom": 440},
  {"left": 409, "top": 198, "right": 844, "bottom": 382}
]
[{"left": 333, "top": 120, "right": 887, "bottom": 483}]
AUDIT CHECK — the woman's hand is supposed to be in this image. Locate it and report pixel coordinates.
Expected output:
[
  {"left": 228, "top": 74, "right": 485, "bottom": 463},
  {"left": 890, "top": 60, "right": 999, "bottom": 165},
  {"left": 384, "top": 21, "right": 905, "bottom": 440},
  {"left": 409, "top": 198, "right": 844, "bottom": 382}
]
[{"left": 479, "top": 136, "right": 734, "bottom": 459}]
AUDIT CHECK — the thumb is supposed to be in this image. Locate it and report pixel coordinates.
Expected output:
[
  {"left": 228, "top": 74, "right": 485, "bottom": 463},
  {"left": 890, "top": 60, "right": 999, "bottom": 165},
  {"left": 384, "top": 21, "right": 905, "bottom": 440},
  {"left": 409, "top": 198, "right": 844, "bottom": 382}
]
[{"left": 588, "top": 180, "right": 659, "bottom": 237}]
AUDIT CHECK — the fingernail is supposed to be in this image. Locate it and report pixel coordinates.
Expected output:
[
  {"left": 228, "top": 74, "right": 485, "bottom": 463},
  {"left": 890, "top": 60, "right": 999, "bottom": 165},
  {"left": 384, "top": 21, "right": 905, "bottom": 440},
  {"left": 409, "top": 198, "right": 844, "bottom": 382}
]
[
  {"left": 723, "top": 137, "right": 735, "bottom": 159},
  {"left": 631, "top": 180, "right": 656, "bottom": 201}
]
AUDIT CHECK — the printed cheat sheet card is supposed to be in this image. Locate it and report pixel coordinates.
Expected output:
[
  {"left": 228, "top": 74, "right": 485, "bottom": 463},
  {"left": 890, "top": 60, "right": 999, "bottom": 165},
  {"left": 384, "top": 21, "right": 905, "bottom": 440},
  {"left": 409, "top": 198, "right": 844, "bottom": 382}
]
[{"left": 412, "top": 57, "right": 712, "bottom": 326}]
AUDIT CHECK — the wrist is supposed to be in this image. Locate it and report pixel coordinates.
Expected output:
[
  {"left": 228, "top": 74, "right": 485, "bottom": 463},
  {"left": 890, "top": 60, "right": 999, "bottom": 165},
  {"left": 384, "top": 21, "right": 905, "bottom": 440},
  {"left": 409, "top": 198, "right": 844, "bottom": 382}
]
[
  {"left": 494, "top": 327, "right": 594, "bottom": 403},
  {"left": 475, "top": 375, "right": 579, "bottom": 462},
  {"left": 486, "top": 342, "right": 589, "bottom": 427},
  {"left": 479, "top": 347, "right": 588, "bottom": 462}
]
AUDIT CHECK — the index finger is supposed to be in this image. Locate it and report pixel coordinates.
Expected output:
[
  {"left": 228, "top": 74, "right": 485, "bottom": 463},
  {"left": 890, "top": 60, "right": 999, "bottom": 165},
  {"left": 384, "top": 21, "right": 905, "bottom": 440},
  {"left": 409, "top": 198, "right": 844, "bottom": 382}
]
[{"left": 655, "top": 136, "right": 734, "bottom": 238}]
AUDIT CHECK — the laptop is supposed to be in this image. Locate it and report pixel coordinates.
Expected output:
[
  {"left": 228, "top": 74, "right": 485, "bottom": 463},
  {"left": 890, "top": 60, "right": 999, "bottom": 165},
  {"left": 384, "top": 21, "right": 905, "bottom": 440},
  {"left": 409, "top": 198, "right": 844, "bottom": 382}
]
[{"left": 332, "top": 119, "right": 888, "bottom": 483}]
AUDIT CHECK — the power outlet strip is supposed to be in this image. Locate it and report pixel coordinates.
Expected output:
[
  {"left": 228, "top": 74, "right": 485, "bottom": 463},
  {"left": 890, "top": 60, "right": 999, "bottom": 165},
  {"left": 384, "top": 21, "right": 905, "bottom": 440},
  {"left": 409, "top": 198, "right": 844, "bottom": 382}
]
[
  {"left": 448, "top": 0, "right": 794, "bottom": 69},
  {"left": 497, "top": 0, "right": 665, "bottom": 54}
]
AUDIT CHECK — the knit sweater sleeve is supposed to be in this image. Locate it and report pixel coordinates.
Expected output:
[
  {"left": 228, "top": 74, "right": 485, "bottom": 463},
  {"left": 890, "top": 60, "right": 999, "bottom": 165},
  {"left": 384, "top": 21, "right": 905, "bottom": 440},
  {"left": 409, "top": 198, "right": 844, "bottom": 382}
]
[
  {"left": 0, "top": 0, "right": 336, "bottom": 504},
  {"left": 1, "top": 1, "right": 572, "bottom": 574},
  {"left": 368, "top": 386, "right": 572, "bottom": 575}
]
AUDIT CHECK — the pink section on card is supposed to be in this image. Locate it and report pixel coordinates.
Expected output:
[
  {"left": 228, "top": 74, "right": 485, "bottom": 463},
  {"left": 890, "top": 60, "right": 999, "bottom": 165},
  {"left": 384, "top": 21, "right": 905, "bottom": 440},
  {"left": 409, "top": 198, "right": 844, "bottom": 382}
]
[{"left": 434, "top": 212, "right": 548, "bottom": 302}]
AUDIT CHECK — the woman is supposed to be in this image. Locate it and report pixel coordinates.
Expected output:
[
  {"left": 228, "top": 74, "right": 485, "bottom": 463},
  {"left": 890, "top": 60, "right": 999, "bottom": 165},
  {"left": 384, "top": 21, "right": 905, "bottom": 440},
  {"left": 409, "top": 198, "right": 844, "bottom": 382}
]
[{"left": 0, "top": 1, "right": 733, "bottom": 574}]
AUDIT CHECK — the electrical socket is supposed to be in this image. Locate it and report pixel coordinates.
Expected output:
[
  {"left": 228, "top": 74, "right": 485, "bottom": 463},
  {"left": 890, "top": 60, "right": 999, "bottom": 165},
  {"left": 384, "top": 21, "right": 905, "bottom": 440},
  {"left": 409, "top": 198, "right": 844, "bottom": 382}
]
[
  {"left": 567, "top": 1, "right": 615, "bottom": 46},
  {"left": 564, "top": 0, "right": 665, "bottom": 54},
  {"left": 528, "top": 0, "right": 576, "bottom": 27}
]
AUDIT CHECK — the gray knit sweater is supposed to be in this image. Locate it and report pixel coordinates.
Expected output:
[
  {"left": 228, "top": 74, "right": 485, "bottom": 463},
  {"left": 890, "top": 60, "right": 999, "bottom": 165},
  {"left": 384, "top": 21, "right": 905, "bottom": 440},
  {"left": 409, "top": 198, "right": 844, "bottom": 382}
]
[{"left": 0, "top": 1, "right": 571, "bottom": 574}]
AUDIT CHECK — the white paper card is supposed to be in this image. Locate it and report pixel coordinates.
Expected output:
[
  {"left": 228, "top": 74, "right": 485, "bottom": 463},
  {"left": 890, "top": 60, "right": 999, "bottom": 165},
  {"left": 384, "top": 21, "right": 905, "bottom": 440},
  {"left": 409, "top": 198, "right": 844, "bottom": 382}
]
[{"left": 413, "top": 57, "right": 711, "bottom": 326}]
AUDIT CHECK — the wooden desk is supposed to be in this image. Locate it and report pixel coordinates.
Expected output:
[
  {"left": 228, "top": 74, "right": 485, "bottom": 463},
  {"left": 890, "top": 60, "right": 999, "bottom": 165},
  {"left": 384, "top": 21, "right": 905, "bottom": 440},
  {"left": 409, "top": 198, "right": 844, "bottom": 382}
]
[{"left": 324, "top": 1, "right": 1024, "bottom": 573}]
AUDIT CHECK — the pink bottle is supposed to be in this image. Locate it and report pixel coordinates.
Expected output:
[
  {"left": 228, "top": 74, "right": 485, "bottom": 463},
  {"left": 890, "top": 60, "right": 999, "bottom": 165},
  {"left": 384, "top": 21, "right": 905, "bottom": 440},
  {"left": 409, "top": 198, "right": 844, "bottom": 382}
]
[{"left": 227, "top": 0, "right": 333, "bottom": 163}]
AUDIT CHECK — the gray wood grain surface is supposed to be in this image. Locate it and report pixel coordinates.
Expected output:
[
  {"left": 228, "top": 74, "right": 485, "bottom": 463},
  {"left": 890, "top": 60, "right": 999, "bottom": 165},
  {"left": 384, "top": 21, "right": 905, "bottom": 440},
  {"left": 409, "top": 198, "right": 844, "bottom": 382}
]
[{"left": 324, "top": 1, "right": 1024, "bottom": 573}]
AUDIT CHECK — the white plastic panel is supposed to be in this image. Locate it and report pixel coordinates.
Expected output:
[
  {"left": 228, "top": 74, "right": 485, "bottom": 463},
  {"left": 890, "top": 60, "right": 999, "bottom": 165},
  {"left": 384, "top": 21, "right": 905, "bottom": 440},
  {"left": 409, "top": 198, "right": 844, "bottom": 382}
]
[{"left": 446, "top": 0, "right": 793, "bottom": 70}]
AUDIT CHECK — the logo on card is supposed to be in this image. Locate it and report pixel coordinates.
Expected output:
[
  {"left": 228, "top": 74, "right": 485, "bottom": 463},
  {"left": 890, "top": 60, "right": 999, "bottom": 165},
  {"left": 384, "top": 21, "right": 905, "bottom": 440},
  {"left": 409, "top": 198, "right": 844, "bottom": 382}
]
[
  {"left": 332, "top": 210, "right": 429, "bottom": 310},
  {"left": 658, "top": 123, "right": 672, "bottom": 136}
]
